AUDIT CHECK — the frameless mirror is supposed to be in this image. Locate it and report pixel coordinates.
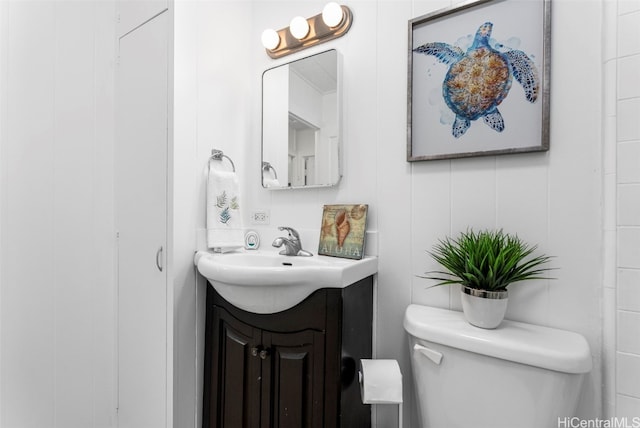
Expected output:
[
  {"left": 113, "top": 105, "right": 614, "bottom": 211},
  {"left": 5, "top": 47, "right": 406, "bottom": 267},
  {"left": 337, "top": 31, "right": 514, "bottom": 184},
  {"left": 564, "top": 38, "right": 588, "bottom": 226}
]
[{"left": 262, "top": 49, "right": 342, "bottom": 189}]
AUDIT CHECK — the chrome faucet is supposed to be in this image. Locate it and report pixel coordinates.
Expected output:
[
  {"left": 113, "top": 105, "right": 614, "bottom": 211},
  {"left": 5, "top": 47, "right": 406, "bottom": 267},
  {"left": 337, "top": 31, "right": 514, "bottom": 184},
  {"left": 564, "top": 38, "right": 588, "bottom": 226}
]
[{"left": 272, "top": 226, "right": 313, "bottom": 257}]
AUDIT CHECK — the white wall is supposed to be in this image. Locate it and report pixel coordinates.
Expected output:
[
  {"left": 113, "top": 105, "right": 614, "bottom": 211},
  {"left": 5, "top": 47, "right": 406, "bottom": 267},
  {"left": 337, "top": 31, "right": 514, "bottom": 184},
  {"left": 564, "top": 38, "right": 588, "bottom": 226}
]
[
  {"left": 0, "top": 1, "right": 116, "bottom": 427},
  {"left": 173, "top": 1, "right": 252, "bottom": 426},
  {"left": 241, "top": 1, "right": 604, "bottom": 426},
  {"left": 602, "top": 0, "right": 640, "bottom": 419},
  {"left": 0, "top": 0, "right": 620, "bottom": 426},
  {"left": 0, "top": 2, "right": 253, "bottom": 426}
]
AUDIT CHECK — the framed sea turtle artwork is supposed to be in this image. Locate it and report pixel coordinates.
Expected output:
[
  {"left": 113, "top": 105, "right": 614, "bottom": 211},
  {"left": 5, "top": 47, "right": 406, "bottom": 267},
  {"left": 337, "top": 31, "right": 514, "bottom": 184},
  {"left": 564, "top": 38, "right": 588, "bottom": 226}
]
[{"left": 407, "top": 0, "right": 550, "bottom": 161}]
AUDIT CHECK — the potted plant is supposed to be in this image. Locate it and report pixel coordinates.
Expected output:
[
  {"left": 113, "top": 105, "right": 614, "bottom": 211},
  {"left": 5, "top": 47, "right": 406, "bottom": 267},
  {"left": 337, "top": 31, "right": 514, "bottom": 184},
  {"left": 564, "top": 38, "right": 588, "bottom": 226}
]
[{"left": 422, "top": 229, "right": 553, "bottom": 329}]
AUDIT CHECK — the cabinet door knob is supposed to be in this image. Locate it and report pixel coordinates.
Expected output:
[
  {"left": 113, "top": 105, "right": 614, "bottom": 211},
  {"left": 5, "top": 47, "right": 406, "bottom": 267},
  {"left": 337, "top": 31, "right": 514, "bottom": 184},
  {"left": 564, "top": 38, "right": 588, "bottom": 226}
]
[
  {"left": 251, "top": 346, "right": 262, "bottom": 357},
  {"left": 259, "top": 348, "right": 270, "bottom": 360}
]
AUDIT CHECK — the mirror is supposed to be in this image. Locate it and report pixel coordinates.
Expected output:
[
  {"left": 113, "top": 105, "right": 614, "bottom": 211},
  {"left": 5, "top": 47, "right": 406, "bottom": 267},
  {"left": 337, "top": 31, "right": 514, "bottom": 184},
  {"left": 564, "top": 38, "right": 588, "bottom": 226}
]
[{"left": 262, "top": 49, "right": 341, "bottom": 189}]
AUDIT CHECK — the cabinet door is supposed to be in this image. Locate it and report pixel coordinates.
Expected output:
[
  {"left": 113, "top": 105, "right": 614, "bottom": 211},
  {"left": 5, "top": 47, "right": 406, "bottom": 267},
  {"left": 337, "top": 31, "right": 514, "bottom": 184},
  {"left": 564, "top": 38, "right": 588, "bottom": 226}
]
[
  {"left": 261, "top": 330, "right": 326, "bottom": 428},
  {"left": 115, "top": 10, "right": 168, "bottom": 428},
  {"left": 207, "top": 307, "right": 262, "bottom": 428}
]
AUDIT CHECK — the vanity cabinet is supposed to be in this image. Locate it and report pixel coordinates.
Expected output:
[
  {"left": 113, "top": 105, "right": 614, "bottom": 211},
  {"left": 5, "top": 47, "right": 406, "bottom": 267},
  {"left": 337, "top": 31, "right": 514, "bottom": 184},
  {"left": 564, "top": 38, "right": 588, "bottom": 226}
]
[{"left": 203, "top": 276, "right": 373, "bottom": 428}]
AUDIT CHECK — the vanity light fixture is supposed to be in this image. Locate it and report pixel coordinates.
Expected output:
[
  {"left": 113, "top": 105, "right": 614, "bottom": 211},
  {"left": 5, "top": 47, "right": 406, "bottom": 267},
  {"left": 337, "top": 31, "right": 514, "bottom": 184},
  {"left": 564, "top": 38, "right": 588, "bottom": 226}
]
[
  {"left": 262, "top": 3, "right": 353, "bottom": 59},
  {"left": 322, "top": 2, "right": 344, "bottom": 28},
  {"left": 289, "top": 16, "right": 310, "bottom": 39},
  {"left": 261, "top": 28, "right": 281, "bottom": 51}
]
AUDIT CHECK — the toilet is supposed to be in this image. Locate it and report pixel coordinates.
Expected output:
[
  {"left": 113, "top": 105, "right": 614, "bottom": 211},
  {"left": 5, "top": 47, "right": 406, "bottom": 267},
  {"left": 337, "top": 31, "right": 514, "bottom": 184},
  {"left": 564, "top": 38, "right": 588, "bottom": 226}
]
[{"left": 403, "top": 304, "right": 592, "bottom": 428}]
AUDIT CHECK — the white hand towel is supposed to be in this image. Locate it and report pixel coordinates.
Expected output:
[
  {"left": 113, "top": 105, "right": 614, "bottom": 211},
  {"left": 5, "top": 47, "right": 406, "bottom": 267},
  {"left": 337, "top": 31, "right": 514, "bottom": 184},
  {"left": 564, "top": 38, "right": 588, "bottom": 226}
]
[
  {"left": 263, "top": 177, "right": 281, "bottom": 188},
  {"left": 206, "top": 168, "right": 244, "bottom": 251}
]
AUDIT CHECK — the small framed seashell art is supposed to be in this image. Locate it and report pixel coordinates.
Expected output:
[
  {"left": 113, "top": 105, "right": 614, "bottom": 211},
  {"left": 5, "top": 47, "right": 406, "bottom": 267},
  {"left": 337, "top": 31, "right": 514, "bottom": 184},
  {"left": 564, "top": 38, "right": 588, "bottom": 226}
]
[{"left": 318, "top": 204, "right": 368, "bottom": 260}]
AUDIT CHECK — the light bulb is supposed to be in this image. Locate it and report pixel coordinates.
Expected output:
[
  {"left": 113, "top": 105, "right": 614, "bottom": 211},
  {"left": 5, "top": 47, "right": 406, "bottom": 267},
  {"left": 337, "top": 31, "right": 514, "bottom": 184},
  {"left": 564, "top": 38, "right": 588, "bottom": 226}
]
[
  {"left": 289, "top": 16, "right": 310, "bottom": 39},
  {"left": 261, "top": 28, "right": 280, "bottom": 50},
  {"left": 322, "top": 2, "right": 344, "bottom": 28}
]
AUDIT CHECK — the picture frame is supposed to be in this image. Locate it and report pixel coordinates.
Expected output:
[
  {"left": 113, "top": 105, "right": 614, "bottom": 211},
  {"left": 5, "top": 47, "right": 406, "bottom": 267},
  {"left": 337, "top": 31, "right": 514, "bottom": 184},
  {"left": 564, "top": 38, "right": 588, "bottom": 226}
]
[
  {"left": 318, "top": 204, "right": 368, "bottom": 260},
  {"left": 407, "top": 0, "right": 551, "bottom": 161}
]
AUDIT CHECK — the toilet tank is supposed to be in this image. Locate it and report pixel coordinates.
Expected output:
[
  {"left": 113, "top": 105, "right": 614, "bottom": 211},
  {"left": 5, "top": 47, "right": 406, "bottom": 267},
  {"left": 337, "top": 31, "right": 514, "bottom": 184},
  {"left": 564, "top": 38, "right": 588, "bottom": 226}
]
[{"left": 404, "top": 304, "right": 592, "bottom": 428}]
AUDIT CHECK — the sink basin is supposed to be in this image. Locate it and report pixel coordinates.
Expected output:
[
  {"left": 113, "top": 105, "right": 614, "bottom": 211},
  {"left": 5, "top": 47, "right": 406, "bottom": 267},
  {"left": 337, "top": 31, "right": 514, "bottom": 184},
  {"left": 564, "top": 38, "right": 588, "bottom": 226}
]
[{"left": 195, "top": 250, "right": 377, "bottom": 313}]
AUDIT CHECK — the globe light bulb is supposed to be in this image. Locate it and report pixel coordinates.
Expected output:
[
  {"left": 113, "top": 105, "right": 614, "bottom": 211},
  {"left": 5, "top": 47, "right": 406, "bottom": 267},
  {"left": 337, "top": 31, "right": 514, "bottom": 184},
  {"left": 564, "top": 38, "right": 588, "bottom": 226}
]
[
  {"left": 322, "top": 2, "right": 344, "bottom": 28},
  {"left": 261, "top": 28, "right": 280, "bottom": 50},
  {"left": 289, "top": 16, "right": 310, "bottom": 40}
]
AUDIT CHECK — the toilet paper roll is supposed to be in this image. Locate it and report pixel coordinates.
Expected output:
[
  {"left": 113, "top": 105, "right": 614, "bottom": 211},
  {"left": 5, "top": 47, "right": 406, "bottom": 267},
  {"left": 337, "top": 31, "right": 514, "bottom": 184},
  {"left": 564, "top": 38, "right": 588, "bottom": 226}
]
[{"left": 359, "top": 359, "right": 403, "bottom": 404}]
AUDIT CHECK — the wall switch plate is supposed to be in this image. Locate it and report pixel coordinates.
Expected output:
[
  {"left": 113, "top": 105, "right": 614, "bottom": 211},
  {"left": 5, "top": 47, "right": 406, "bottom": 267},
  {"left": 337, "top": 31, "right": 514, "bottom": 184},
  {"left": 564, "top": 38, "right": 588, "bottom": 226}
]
[{"left": 251, "top": 210, "right": 270, "bottom": 225}]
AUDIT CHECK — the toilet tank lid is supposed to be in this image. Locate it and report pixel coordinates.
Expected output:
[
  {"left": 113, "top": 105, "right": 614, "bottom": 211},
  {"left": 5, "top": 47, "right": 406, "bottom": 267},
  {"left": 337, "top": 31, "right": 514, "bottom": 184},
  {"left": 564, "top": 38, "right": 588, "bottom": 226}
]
[{"left": 403, "top": 304, "right": 592, "bottom": 374}]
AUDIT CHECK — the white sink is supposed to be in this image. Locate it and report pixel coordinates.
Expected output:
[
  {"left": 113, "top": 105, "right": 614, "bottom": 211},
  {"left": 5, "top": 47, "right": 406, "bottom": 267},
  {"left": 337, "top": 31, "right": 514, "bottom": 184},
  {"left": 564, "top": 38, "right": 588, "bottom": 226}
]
[{"left": 195, "top": 250, "right": 377, "bottom": 313}]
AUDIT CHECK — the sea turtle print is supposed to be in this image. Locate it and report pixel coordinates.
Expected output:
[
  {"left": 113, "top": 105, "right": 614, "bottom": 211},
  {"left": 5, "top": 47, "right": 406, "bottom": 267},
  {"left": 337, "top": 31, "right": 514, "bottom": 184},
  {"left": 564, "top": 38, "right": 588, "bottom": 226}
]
[{"left": 414, "top": 22, "right": 539, "bottom": 138}]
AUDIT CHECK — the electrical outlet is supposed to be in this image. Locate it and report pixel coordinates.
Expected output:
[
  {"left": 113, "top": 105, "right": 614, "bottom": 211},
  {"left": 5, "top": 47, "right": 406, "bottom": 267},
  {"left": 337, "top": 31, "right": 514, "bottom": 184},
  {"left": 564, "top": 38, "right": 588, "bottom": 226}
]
[{"left": 251, "top": 210, "right": 270, "bottom": 225}]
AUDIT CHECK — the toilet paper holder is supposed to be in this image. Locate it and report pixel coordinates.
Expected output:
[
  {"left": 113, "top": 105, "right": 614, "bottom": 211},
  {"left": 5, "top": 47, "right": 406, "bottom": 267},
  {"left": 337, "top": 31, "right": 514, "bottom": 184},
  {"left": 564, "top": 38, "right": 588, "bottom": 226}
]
[{"left": 341, "top": 356, "right": 357, "bottom": 387}]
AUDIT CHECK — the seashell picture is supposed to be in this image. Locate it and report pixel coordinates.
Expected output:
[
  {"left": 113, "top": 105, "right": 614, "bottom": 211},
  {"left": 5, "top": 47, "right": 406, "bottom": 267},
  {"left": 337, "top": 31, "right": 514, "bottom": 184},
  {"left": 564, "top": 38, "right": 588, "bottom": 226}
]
[{"left": 319, "top": 204, "right": 368, "bottom": 260}]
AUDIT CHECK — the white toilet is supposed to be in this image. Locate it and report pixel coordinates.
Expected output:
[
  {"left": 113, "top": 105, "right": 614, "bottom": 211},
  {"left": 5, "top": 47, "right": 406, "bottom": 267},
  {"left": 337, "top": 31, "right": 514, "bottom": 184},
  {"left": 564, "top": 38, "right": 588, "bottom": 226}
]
[{"left": 404, "top": 304, "right": 592, "bottom": 428}]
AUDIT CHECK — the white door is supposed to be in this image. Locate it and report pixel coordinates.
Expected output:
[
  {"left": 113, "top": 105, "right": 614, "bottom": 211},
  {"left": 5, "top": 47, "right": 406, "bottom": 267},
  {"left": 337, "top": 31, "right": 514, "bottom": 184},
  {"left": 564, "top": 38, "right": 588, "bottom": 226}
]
[{"left": 116, "top": 10, "right": 168, "bottom": 428}]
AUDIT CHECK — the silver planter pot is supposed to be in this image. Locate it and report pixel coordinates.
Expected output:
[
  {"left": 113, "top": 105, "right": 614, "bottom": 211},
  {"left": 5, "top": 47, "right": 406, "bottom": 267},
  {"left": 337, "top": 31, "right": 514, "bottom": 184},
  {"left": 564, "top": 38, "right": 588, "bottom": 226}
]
[{"left": 460, "top": 285, "right": 508, "bottom": 329}]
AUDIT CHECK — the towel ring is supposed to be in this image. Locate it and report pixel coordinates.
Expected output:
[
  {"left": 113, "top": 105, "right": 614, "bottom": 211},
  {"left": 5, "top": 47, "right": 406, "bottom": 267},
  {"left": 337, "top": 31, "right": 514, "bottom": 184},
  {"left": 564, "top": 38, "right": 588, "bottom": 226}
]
[
  {"left": 209, "top": 149, "right": 236, "bottom": 172},
  {"left": 262, "top": 161, "right": 278, "bottom": 179}
]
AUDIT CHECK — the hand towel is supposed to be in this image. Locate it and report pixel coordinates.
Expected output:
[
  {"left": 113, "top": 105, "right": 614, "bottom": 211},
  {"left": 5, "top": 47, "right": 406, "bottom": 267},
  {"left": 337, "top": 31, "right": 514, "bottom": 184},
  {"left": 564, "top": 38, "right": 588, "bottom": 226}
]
[
  {"left": 206, "top": 168, "right": 244, "bottom": 251},
  {"left": 263, "top": 176, "right": 281, "bottom": 188}
]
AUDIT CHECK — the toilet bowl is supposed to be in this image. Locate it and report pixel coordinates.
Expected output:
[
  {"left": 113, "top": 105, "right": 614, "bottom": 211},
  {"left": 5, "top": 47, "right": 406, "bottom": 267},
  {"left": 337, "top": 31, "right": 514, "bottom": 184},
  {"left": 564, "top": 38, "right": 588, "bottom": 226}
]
[{"left": 403, "top": 304, "right": 592, "bottom": 428}]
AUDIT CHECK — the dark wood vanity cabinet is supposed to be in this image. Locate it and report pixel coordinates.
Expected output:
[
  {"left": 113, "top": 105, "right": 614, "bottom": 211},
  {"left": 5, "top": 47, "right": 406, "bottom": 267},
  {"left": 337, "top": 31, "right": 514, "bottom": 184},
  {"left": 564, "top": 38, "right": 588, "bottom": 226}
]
[{"left": 202, "top": 276, "right": 373, "bottom": 428}]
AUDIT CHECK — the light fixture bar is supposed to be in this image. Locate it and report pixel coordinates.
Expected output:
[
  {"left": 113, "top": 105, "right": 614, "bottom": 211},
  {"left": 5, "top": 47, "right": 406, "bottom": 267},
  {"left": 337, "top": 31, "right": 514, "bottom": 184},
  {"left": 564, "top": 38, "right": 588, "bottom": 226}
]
[{"left": 264, "top": 5, "right": 352, "bottom": 59}]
